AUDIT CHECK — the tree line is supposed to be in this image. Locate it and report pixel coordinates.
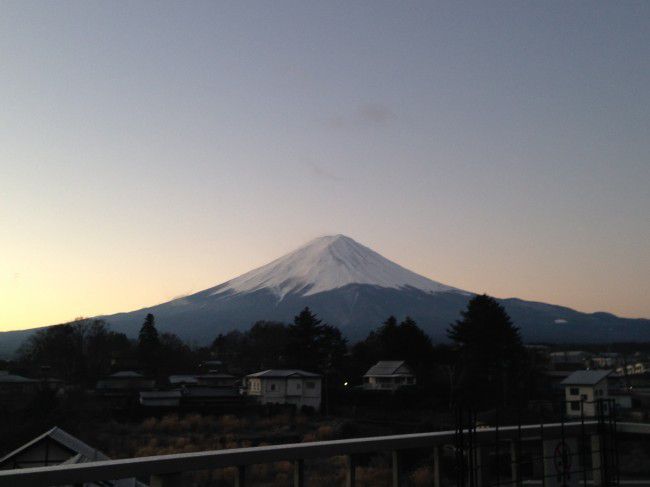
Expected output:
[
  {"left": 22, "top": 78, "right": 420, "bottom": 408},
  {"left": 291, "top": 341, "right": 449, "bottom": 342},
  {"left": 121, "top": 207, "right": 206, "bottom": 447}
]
[{"left": 14, "top": 294, "right": 540, "bottom": 409}]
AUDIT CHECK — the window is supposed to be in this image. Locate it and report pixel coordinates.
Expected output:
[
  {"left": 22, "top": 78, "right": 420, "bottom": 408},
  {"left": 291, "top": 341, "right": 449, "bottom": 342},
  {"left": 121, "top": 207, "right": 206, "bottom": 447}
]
[
  {"left": 570, "top": 401, "right": 580, "bottom": 411},
  {"left": 581, "top": 394, "right": 588, "bottom": 401},
  {"left": 570, "top": 387, "right": 579, "bottom": 396},
  {"left": 270, "top": 383, "right": 276, "bottom": 391},
  {"left": 305, "top": 381, "right": 315, "bottom": 389}
]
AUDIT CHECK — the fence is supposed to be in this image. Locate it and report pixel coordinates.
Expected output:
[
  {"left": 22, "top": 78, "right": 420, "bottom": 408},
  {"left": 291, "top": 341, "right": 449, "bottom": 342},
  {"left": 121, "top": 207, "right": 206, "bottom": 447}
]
[{"left": 1, "top": 400, "right": 645, "bottom": 487}]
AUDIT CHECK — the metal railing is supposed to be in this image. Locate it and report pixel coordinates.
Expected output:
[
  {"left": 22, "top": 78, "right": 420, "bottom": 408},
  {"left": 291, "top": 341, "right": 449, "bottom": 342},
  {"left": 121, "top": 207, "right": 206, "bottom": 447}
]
[{"left": 0, "top": 420, "right": 614, "bottom": 487}]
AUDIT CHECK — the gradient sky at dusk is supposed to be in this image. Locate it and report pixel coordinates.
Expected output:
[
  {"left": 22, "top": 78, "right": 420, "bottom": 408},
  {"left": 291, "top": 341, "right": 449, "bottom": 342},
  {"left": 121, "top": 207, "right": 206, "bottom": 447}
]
[{"left": 2, "top": 1, "right": 649, "bottom": 331}]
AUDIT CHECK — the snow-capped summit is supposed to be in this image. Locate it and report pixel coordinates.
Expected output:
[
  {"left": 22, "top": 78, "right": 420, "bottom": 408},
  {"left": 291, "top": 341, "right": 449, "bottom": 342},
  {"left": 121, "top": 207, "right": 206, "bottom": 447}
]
[{"left": 212, "top": 234, "right": 462, "bottom": 299}]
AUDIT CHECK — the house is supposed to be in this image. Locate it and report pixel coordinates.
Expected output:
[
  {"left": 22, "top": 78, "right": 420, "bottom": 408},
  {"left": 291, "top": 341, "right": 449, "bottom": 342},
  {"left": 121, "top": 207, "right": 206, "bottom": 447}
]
[
  {"left": 139, "top": 390, "right": 182, "bottom": 408},
  {"left": 0, "top": 427, "right": 146, "bottom": 486},
  {"left": 549, "top": 351, "right": 589, "bottom": 371},
  {"left": 0, "top": 371, "right": 38, "bottom": 394},
  {"left": 363, "top": 361, "right": 416, "bottom": 391},
  {"left": 591, "top": 353, "right": 620, "bottom": 368},
  {"left": 169, "top": 374, "right": 200, "bottom": 386},
  {"left": 562, "top": 370, "right": 611, "bottom": 417},
  {"left": 96, "top": 371, "right": 155, "bottom": 391},
  {"left": 196, "top": 373, "right": 237, "bottom": 388},
  {"left": 139, "top": 387, "right": 242, "bottom": 410},
  {"left": 169, "top": 373, "right": 237, "bottom": 388},
  {"left": 245, "top": 369, "right": 321, "bottom": 411}
]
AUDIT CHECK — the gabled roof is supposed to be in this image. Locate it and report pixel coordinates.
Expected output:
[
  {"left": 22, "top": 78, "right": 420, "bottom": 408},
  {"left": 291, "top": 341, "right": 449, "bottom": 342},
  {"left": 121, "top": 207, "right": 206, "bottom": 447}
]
[
  {"left": 199, "top": 373, "right": 236, "bottom": 379},
  {"left": 364, "top": 361, "right": 413, "bottom": 377},
  {"left": 182, "top": 387, "right": 239, "bottom": 398},
  {"left": 109, "top": 371, "right": 144, "bottom": 378},
  {"left": 0, "top": 428, "right": 148, "bottom": 486},
  {"left": 139, "top": 390, "right": 183, "bottom": 399},
  {"left": 246, "top": 369, "right": 320, "bottom": 378},
  {"left": 0, "top": 427, "right": 108, "bottom": 467},
  {"left": 169, "top": 374, "right": 199, "bottom": 384},
  {"left": 0, "top": 373, "right": 37, "bottom": 383},
  {"left": 561, "top": 370, "right": 612, "bottom": 386}
]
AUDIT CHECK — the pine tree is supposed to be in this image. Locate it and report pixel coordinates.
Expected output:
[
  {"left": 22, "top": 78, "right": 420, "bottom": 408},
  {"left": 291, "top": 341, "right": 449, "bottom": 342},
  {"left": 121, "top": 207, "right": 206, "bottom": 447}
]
[
  {"left": 285, "top": 307, "right": 346, "bottom": 373},
  {"left": 137, "top": 313, "right": 160, "bottom": 373},
  {"left": 448, "top": 294, "right": 525, "bottom": 408}
]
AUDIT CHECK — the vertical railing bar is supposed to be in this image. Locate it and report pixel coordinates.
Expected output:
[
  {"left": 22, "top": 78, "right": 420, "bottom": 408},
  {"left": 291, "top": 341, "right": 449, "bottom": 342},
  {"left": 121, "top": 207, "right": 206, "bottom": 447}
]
[
  {"left": 293, "top": 459, "right": 304, "bottom": 487},
  {"left": 580, "top": 399, "right": 587, "bottom": 487},
  {"left": 496, "top": 408, "right": 501, "bottom": 487},
  {"left": 613, "top": 400, "right": 621, "bottom": 485},
  {"left": 468, "top": 408, "right": 474, "bottom": 487},
  {"left": 517, "top": 401, "right": 523, "bottom": 487},
  {"left": 533, "top": 405, "right": 547, "bottom": 487},
  {"left": 234, "top": 465, "right": 246, "bottom": 487},
  {"left": 392, "top": 450, "right": 401, "bottom": 487}
]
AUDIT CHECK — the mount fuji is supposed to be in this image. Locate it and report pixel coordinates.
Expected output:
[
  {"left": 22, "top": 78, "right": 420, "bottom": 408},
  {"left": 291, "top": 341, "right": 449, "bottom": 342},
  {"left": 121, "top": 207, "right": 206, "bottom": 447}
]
[{"left": 2, "top": 234, "right": 650, "bottom": 356}]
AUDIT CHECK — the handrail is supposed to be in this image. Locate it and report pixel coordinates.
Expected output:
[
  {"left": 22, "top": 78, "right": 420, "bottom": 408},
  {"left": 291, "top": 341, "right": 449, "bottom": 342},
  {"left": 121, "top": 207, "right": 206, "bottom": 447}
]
[{"left": 0, "top": 421, "right": 602, "bottom": 487}]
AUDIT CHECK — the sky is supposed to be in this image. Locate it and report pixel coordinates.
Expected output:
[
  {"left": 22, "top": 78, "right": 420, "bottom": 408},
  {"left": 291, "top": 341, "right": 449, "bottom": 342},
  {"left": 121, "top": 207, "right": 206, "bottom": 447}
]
[{"left": 1, "top": 1, "right": 649, "bottom": 332}]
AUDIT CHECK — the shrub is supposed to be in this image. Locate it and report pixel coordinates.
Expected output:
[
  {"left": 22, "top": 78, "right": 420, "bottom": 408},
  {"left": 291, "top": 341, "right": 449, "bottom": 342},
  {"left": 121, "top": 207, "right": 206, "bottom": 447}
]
[{"left": 410, "top": 466, "right": 434, "bottom": 486}]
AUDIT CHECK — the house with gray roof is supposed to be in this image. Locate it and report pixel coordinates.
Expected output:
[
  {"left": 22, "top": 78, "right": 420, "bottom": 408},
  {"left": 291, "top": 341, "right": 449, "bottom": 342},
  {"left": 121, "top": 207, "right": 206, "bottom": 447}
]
[
  {"left": 561, "top": 370, "right": 612, "bottom": 417},
  {"left": 0, "top": 370, "right": 38, "bottom": 394},
  {"left": 245, "top": 369, "right": 321, "bottom": 411},
  {"left": 363, "top": 361, "right": 415, "bottom": 392},
  {"left": 0, "top": 427, "right": 146, "bottom": 486}
]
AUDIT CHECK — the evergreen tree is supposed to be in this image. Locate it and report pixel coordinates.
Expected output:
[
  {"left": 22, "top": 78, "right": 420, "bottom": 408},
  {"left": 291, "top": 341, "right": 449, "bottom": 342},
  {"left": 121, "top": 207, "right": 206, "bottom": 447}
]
[
  {"left": 284, "top": 307, "right": 347, "bottom": 373},
  {"left": 448, "top": 294, "right": 525, "bottom": 408},
  {"left": 137, "top": 313, "right": 160, "bottom": 374}
]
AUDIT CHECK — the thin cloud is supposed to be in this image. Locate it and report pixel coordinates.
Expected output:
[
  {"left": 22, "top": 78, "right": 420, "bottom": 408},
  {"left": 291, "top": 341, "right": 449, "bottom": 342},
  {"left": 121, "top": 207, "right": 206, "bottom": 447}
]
[
  {"left": 311, "top": 165, "right": 345, "bottom": 182},
  {"left": 357, "top": 103, "right": 396, "bottom": 124},
  {"left": 323, "top": 103, "right": 397, "bottom": 129}
]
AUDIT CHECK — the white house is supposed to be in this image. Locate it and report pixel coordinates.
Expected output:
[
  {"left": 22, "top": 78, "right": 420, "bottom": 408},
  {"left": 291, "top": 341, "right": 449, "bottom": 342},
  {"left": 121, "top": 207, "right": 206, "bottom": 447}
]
[
  {"left": 245, "top": 369, "right": 321, "bottom": 411},
  {"left": 363, "top": 361, "right": 416, "bottom": 391},
  {"left": 561, "top": 370, "right": 611, "bottom": 417}
]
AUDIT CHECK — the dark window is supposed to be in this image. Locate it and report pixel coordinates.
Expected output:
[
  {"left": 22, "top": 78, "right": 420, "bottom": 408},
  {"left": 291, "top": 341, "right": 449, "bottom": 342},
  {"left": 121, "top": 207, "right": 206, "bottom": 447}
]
[
  {"left": 570, "top": 401, "right": 580, "bottom": 411},
  {"left": 570, "top": 387, "right": 579, "bottom": 395},
  {"left": 305, "top": 381, "right": 315, "bottom": 389}
]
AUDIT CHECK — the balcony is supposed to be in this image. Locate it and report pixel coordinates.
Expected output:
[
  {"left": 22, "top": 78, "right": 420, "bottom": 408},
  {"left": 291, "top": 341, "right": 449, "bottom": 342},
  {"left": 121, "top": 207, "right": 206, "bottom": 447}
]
[{"left": 1, "top": 418, "right": 645, "bottom": 487}]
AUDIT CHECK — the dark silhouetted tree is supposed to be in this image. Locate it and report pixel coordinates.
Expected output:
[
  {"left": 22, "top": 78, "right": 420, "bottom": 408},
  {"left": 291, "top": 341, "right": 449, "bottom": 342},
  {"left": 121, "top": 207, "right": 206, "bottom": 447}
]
[
  {"left": 351, "top": 315, "right": 435, "bottom": 383},
  {"left": 284, "top": 307, "right": 347, "bottom": 373},
  {"left": 18, "top": 318, "right": 130, "bottom": 384},
  {"left": 137, "top": 313, "right": 160, "bottom": 374},
  {"left": 448, "top": 294, "right": 525, "bottom": 408}
]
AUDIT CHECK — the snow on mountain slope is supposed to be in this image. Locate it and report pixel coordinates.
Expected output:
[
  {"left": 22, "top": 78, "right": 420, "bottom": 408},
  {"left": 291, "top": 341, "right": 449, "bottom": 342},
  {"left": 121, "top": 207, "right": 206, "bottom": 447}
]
[{"left": 212, "top": 234, "right": 464, "bottom": 298}]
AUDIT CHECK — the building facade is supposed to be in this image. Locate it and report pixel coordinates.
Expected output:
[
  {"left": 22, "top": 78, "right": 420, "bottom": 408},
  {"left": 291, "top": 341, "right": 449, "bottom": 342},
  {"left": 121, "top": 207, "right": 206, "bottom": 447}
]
[
  {"left": 562, "top": 370, "right": 611, "bottom": 417},
  {"left": 363, "top": 361, "right": 416, "bottom": 392},
  {"left": 245, "top": 370, "right": 321, "bottom": 411}
]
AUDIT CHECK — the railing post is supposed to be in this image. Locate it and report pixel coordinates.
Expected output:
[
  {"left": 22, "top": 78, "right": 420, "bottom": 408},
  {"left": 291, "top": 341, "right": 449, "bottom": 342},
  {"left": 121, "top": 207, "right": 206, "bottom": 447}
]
[
  {"left": 346, "top": 455, "right": 357, "bottom": 487},
  {"left": 293, "top": 459, "right": 304, "bottom": 487},
  {"left": 591, "top": 435, "right": 602, "bottom": 487},
  {"left": 510, "top": 440, "right": 519, "bottom": 486},
  {"left": 392, "top": 450, "right": 402, "bottom": 487},
  {"left": 475, "top": 446, "right": 490, "bottom": 487},
  {"left": 234, "top": 465, "right": 246, "bottom": 487},
  {"left": 150, "top": 473, "right": 183, "bottom": 487},
  {"left": 433, "top": 446, "right": 441, "bottom": 487}
]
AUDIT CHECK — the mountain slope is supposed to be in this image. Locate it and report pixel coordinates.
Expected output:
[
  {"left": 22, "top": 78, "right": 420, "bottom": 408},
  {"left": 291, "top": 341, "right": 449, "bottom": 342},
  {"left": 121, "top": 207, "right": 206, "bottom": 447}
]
[
  {"left": 1, "top": 234, "right": 649, "bottom": 357},
  {"left": 209, "top": 234, "right": 463, "bottom": 298}
]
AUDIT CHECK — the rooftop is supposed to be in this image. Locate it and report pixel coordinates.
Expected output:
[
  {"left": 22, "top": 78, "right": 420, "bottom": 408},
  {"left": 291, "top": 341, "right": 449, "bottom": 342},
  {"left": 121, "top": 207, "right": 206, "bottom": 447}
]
[
  {"left": 561, "top": 370, "right": 612, "bottom": 386},
  {"left": 364, "top": 361, "right": 413, "bottom": 377},
  {"left": 246, "top": 369, "right": 320, "bottom": 379}
]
